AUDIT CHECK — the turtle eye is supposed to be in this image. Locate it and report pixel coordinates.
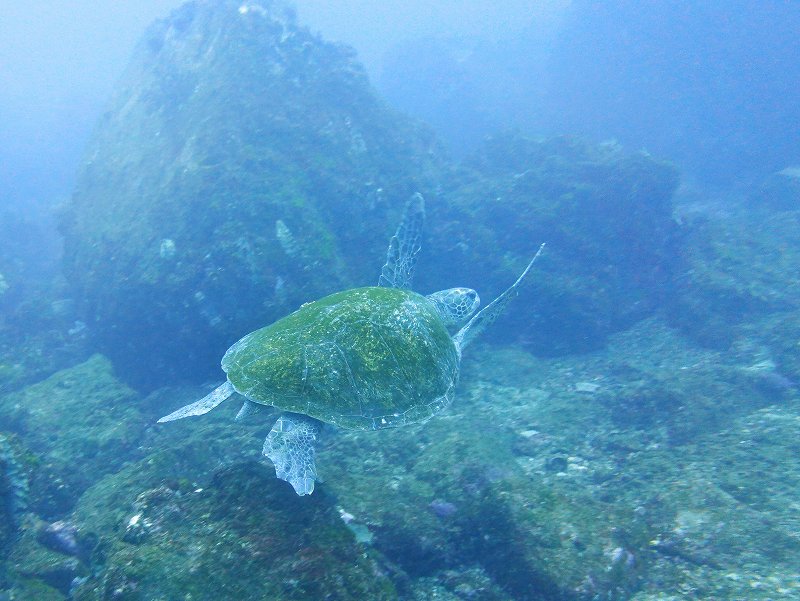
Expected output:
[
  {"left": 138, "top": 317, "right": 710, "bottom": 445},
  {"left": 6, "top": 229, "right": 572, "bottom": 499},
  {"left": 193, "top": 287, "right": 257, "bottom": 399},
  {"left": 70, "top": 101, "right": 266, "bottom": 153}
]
[
  {"left": 452, "top": 288, "right": 479, "bottom": 322},
  {"left": 464, "top": 289, "right": 480, "bottom": 315}
]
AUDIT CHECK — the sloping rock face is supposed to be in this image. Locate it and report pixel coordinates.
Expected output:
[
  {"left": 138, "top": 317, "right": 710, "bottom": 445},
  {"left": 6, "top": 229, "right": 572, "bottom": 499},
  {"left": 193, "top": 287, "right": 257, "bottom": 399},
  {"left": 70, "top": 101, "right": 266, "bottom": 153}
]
[{"left": 61, "top": 0, "right": 444, "bottom": 388}]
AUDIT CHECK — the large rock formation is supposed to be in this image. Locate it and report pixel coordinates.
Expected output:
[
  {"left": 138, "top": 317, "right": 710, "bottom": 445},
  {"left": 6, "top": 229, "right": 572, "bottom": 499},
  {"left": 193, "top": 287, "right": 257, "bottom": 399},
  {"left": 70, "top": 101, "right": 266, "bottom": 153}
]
[
  {"left": 62, "top": 1, "right": 680, "bottom": 389},
  {"left": 418, "top": 134, "right": 680, "bottom": 355},
  {"left": 61, "top": 0, "right": 445, "bottom": 388}
]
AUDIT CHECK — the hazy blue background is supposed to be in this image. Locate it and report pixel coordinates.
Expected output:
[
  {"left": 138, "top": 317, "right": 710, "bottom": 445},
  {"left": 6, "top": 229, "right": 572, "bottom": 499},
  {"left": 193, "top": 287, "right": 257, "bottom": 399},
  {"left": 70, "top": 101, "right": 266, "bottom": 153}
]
[{"left": 1, "top": 0, "right": 798, "bottom": 217}]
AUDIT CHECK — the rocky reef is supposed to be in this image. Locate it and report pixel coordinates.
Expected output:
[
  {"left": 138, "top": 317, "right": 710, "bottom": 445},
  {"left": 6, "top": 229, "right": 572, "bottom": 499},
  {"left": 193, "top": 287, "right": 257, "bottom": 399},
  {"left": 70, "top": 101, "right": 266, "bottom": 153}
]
[
  {"left": 0, "top": 355, "right": 143, "bottom": 518},
  {"left": 0, "top": 316, "right": 797, "bottom": 599},
  {"left": 668, "top": 169, "right": 800, "bottom": 350},
  {"left": 70, "top": 463, "right": 397, "bottom": 600}
]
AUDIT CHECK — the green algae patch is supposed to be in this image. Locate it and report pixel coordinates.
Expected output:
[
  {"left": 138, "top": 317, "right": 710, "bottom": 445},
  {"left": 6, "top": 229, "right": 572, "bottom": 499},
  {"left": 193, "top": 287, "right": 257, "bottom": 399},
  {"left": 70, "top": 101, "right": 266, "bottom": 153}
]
[
  {"left": 0, "top": 355, "right": 144, "bottom": 517},
  {"left": 72, "top": 462, "right": 396, "bottom": 601}
]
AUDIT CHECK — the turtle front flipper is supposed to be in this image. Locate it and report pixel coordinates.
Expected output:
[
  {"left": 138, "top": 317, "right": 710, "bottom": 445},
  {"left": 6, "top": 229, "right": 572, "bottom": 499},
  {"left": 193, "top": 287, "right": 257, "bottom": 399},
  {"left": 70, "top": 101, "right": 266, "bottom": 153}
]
[
  {"left": 157, "top": 381, "right": 235, "bottom": 423},
  {"left": 453, "top": 243, "right": 546, "bottom": 353},
  {"left": 263, "top": 412, "right": 322, "bottom": 496},
  {"left": 378, "top": 193, "right": 425, "bottom": 289}
]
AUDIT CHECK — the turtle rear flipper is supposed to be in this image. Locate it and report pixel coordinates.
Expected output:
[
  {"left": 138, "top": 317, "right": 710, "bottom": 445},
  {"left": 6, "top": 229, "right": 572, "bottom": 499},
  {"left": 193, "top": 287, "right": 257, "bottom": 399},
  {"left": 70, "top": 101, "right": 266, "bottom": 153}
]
[
  {"left": 157, "top": 381, "right": 234, "bottom": 423},
  {"left": 263, "top": 413, "right": 322, "bottom": 496},
  {"left": 378, "top": 193, "right": 425, "bottom": 289},
  {"left": 234, "top": 399, "right": 270, "bottom": 422}
]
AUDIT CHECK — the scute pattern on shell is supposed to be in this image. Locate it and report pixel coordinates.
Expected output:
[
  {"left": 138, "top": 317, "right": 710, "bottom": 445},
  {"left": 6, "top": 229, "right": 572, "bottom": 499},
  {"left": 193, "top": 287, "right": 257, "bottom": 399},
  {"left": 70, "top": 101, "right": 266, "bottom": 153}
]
[{"left": 222, "top": 287, "right": 459, "bottom": 430}]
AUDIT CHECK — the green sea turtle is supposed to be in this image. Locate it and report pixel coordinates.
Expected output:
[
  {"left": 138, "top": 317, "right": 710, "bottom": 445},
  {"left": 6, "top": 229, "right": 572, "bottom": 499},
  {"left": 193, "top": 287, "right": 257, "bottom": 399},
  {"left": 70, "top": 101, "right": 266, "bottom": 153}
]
[{"left": 158, "top": 194, "right": 544, "bottom": 495}]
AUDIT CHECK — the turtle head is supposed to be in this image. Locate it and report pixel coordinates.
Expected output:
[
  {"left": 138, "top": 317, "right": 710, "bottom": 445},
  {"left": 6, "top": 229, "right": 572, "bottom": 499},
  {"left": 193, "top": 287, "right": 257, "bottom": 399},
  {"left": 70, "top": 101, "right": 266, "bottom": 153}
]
[{"left": 426, "top": 288, "right": 480, "bottom": 328}]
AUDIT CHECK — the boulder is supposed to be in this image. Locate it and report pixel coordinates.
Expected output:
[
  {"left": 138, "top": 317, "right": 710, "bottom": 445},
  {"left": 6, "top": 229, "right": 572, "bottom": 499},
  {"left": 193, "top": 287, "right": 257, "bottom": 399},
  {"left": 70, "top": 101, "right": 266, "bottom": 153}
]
[
  {"left": 419, "top": 134, "right": 680, "bottom": 355},
  {"left": 61, "top": 0, "right": 446, "bottom": 388}
]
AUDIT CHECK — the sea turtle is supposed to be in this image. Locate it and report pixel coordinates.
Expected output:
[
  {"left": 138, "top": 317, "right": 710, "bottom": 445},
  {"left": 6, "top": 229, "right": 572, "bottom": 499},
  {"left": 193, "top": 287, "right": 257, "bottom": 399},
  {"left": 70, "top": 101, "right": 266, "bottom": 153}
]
[{"left": 158, "top": 194, "right": 544, "bottom": 495}]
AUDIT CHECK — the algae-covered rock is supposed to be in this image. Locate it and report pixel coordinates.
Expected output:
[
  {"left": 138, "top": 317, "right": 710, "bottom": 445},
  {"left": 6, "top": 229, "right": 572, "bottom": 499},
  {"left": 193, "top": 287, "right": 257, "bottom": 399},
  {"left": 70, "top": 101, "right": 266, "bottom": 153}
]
[
  {"left": 70, "top": 461, "right": 396, "bottom": 601},
  {"left": 0, "top": 355, "right": 143, "bottom": 517},
  {"left": 668, "top": 204, "right": 800, "bottom": 348},
  {"left": 60, "top": 0, "right": 683, "bottom": 386},
  {"left": 7, "top": 526, "right": 90, "bottom": 598},
  {"left": 420, "top": 134, "right": 680, "bottom": 355},
  {"left": 61, "top": 0, "right": 445, "bottom": 388},
  {"left": 624, "top": 406, "right": 800, "bottom": 601},
  {"left": 0, "top": 209, "right": 85, "bottom": 394},
  {"left": 0, "top": 433, "right": 29, "bottom": 557},
  {"left": 2, "top": 318, "right": 786, "bottom": 599},
  {"left": 310, "top": 318, "right": 800, "bottom": 599}
]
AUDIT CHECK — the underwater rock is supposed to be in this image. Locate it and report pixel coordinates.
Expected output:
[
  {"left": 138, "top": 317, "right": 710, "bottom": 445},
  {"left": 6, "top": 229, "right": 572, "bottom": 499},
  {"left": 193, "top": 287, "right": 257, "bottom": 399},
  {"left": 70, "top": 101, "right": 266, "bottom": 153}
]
[
  {"left": 0, "top": 355, "right": 144, "bottom": 518},
  {"left": 61, "top": 0, "right": 446, "bottom": 388},
  {"left": 421, "top": 133, "right": 681, "bottom": 355},
  {"left": 36, "top": 520, "right": 92, "bottom": 562},
  {"left": 59, "top": 0, "right": 684, "bottom": 386},
  {"left": 70, "top": 462, "right": 397, "bottom": 600},
  {"left": 7, "top": 526, "right": 90, "bottom": 598},
  {"left": 410, "top": 566, "right": 512, "bottom": 601},
  {"left": 751, "top": 167, "right": 800, "bottom": 211},
  {"left": 667, "top": 202, "right": 800, "bottom": 348},
  {"left": 324, "top": 406, "right": 646, "bottom": 600},
  {"left": 0, "top": 433, "right": 29, "bottom": 554},
  {"left": 121, "top": 485, "right": 182, "bottom": 545}
]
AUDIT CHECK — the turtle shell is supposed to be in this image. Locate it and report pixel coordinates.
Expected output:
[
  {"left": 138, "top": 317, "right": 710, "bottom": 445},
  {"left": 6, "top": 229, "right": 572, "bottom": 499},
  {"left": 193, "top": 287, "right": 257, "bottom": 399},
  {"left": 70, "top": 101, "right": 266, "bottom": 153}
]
[{"left": 221, "top": 287, "right": 459, "bottom": 430}]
